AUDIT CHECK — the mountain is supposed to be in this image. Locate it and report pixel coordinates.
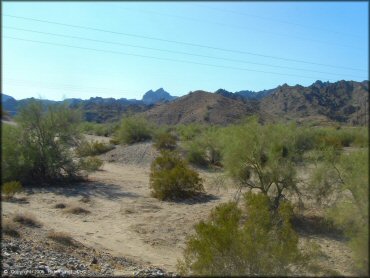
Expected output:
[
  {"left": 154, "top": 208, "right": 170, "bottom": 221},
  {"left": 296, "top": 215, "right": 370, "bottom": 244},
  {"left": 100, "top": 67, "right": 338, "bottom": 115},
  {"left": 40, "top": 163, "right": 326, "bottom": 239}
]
[
  {"left": 2, "top": 80, "right": 368, "bottom": 125},
  {"left": 235, "top": 88, "right": 276, "bottom": 100},
  {"left": 2, "top": 94, "right": 18, "bottom": 115},
  {"left": 143, "top": 90, "right": 259, "bottom": 125},
  {"left": 142, "top": 88, "right": 176, "bottom": 105},
  {"left": 260, "top": 80, "right": 369, "bottom": 125}
]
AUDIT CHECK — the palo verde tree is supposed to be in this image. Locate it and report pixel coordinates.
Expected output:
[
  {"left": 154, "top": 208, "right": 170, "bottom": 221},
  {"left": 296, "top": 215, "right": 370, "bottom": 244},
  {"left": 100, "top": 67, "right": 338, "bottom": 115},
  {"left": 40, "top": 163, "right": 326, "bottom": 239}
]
[
  {"left": 310, "top": 148, "right": 369, "bottom": 274},
  {"left": 2, "top": 101, "right": 82, "bottom": 184},
  {"left": 221, "top": 117, "right": 302, "bottom": 209}
]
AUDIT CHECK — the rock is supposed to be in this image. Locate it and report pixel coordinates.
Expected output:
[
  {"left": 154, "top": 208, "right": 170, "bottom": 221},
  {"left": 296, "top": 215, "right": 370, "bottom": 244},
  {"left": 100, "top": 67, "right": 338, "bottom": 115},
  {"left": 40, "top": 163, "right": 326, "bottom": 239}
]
[{"left": 91, "top": 257, "right": 98, "bottom": 264}]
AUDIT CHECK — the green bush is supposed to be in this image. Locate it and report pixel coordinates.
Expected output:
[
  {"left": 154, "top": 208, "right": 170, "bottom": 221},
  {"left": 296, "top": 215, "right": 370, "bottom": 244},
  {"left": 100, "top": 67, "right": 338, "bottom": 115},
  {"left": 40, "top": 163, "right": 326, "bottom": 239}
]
[
  {"left": 116, "top": 116, "right": 152, "bottom": 144},
  {"left": 184, "top": 127, "right": 223, "bottom": 167},
  {"left": 2, "top": 102, "right": 82, "bottom": 184},
  {"left": 153, "top": 132, "right": 177, "bottom": 150},
  {"left": 186, "top": 141, "right": 208, "bottom": 167},
  {"left": 76, "top": 140, "right": 114, "bottom": 157},
  {"left": 2, "top": 181, "right": 23, "bottom": 198},
  {"left": 177, "top": 192, "right": 304, "bottom": 275},
  {"left": 221, "top": 119, "right": 301, "bottom": 209},
  {"left": 312, "top": 149, "right": 369, "bottom": 274},
  {"left": 79, "top": 156, "right": 103, "bottom": 172},
  {"left": 176, "top": 123, "right": 205, "bottom": 141},
  {"left": 79, "top": 121, "right": 119, "bottom": 137},
  {"left": 150, "top": 151, "right": 204, "bottom": 200}
]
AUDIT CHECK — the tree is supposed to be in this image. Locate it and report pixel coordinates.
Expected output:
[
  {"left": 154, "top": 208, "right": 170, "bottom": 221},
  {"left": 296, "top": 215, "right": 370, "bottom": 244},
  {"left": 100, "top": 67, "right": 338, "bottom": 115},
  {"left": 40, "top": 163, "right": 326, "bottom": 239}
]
[
  {"left": 2, "top": 101, "right": 82, "bottom": 184},
  {"left": 177, "top": 192, "right": 304, "bottom": 276},
  {"left": 310, "top": 149, "right": 369, "bottom": 274},
  {"left": 221, "top": 117, "right": 302, "bottom": 209}
]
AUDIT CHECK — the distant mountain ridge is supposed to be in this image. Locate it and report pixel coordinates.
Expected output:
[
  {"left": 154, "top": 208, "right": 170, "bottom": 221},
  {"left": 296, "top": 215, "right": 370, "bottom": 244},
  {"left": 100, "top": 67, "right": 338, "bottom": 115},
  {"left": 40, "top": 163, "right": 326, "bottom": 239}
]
[
  {"left": 1, "top": 88, "right": 176, "bottom": 121},
  {"left": 2, "top": 80, "right": 369, "bottom": 125}
]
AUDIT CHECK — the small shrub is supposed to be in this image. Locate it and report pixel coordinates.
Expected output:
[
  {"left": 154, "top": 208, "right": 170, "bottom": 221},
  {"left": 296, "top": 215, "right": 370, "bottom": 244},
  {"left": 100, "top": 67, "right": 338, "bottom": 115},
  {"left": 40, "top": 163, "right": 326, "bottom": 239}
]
[
  {"left": 67, "top": 206, "right": 91, "bottom": 215},
  {"left": 13, "top": 213, "right": 42, "bottom": 228},
  {"left": 116, "top": 116, "right": 152, "bottom": 144},
  {"left": 79, "top": 157, "right": 103, "bottom": 172},
  {"left": 47, "top": 231, "right": 76, "bottom": 246},
  {"left": 2, "top": 181, "right": 23, "bottom": 199},
  {"left": 150, "top": 151, "right": 204, "bottom": 200},
  {"left": 54, "top": 203, "right": 67, "bottom": 209},
  {"left": 76, "top": 140, "right": 114, "bottom": 157},
  {"left": 3, "top": 219, "right": 20, "bottom": 237},
  {"left": 153, "top": 132, "right": 177, "bottom": 150}
]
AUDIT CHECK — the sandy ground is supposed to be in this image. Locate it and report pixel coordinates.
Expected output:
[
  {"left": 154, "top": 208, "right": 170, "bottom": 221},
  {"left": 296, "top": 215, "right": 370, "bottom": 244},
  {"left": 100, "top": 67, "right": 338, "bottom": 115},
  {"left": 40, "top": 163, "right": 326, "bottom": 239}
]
[{"left": 1, "top": 135, "right": 357, "bottom": 275}]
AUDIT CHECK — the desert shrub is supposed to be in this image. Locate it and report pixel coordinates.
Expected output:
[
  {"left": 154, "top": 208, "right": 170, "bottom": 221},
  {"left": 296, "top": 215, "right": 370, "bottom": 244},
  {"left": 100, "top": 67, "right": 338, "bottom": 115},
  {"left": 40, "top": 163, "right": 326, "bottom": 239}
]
[
  {"left": 150, "top": 151, "right": 204, "bottom": 200},
  {"left": 79, "top": 121, "right": 119, "bottom": 137},
  {"left": 178, "top": 192, "right": 304, "bottom": 276},
  {"left": 79, "top": 156, "right": 103, "bottom": 172},
  {"left": 153, "top": 131, "right": 177, "bottom": 150},
  {"left": 2, "top": 181, "right": 23, "bottom": 199},
  {"left": 221, "top": 118, "right": 301, "bottom": 208},
  {"left": 116, "top": 116, "right": 153, "bottom": 144},
  {"left": 76, "top": 140, "right": 114, "bottom": 157},
  {"left": 47, "top": 231, "right": 76, "bottom": 246},
  {"left": 2, "top": 101, "right": 82, "bottom": 184},
  {"left": 3, "top": 219, "right": 20, "bottom": 237},
  {"left": 176, "top": 123, "right": 205, "bottom": 141},
  {"left": 186, "top": 141, "right": 208, "bottom": 167},
  {"left": 311, "top": 149, "right": 368, "bottom": 274},
  {"left": 13, "top": 213, "right": 42, "bottom": 228},
  {"left": 185, "top": 127, "right": 223, "bottom": 167}
]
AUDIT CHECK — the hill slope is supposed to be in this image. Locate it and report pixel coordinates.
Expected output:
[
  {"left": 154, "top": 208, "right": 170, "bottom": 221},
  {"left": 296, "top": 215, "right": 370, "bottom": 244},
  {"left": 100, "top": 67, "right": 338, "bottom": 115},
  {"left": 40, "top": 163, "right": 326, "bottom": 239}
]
[
  {"left": 143, "top": 90, "right": 258, "bottom": 125},
  {"left": 260, "top": 80, "right": 369, "bottom": 125}
]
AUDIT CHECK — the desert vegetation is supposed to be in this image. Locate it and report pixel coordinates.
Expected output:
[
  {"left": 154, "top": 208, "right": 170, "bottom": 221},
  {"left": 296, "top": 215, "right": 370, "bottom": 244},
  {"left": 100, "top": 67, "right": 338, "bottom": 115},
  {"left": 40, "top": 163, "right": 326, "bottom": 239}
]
[{"left": 2, "top": 102, "right": 368, "bottom": 276}]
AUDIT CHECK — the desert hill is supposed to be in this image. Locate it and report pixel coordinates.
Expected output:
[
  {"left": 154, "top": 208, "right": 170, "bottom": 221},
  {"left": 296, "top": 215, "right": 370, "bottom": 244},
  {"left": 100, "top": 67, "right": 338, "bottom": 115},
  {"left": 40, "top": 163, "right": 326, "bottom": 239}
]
[
  {"left": 143, "top": 90, "right": 259, "bottom": 125},
  {"left": 143, "top": 80, "right": 368, "bottom": 126},
  {"left": 260, "top": 80, "right": 369, "bottom": 125}
]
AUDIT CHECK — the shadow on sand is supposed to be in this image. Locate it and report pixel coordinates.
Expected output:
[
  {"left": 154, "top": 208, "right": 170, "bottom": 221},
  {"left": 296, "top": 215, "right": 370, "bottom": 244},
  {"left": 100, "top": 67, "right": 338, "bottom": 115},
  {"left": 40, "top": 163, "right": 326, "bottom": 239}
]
[
  {"left": 292, "top": 214, "right": 347, "bottom": 242},
  {"left": 169, "top": 193, "right": 220, "bottom": 205},
  {"left": 24, "top": 181, "right": 139, "bottom": 201}
]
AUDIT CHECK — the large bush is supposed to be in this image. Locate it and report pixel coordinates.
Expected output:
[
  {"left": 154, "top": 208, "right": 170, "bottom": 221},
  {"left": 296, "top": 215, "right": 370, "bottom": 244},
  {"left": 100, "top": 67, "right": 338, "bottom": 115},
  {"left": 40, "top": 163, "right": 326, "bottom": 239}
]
[
  {"left": 2, "top": 101, "right": 82, "bottom": 184},
  {"left": 153, "top": 131, "right": 177, "bottom": 151},
  {"left": 116, "top": 116, "right": 152, "bottom": 144},
  {"left": 177, "top": 192, "right": 304, "bottom": 275},
  {"left": 221, "top": 118, "right": 301, "bottom": 209},
  {"left": 185, "top": 126, "right": 223, "bottom": 167},
  {"left": 310, "top": 149, "right": 368, "bottom": 274},
  {"left": 76, "top": 140, "right": 114, "bottom": 157},
  {"left": 149, "top": 151, "right": 204, "bottom": 200}
]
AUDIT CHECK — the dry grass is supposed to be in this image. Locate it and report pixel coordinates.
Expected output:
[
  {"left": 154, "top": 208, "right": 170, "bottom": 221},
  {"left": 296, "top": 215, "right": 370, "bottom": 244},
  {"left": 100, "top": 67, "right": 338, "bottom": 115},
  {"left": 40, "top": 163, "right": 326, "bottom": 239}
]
[
  {"left": 54, "top": 203, "right": 67, "bottom": 209},
  {"left": 3, "top": 219, "right": 20, "bottom": 237},
  {"left": 67, "top": 206, "right": 91, "bottom": 215},
  {"left": 13, "top": 213, "right": 42, "bottom": 228},
  {"left": 47, "top": 231, "right": 76, "bottom": 247}
]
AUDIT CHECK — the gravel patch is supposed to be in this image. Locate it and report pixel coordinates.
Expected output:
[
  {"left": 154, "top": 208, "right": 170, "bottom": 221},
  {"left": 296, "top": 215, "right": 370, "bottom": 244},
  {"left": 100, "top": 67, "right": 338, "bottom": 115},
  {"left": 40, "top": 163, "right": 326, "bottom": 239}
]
[{"left": 99, "top": 142, "right": 159, "bottom": 166}]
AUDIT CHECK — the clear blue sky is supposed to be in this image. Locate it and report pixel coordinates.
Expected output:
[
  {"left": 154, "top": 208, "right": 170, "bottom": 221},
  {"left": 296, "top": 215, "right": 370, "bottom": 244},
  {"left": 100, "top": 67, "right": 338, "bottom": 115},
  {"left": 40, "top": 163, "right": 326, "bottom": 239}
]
[{"left": 3, "top": 1, "right": 369, "bottom": 100}]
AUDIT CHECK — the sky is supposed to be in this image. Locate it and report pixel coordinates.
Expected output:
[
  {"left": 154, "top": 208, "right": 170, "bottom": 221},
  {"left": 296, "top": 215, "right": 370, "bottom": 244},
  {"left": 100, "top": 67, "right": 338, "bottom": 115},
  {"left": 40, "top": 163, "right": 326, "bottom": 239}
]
[{"left": 2, "top": 1, "right": 369, "bottom": 101}]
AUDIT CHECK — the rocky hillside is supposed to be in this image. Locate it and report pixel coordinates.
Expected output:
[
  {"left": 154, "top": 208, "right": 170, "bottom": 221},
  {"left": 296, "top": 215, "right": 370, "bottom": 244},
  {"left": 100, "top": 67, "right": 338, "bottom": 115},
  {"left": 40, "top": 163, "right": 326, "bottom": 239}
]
[
  {"left": 143, "top": 90, "right": 259, "bottom": 125},
  {"left": 260, "top": 80, "right": 369, "bottom": 125}
]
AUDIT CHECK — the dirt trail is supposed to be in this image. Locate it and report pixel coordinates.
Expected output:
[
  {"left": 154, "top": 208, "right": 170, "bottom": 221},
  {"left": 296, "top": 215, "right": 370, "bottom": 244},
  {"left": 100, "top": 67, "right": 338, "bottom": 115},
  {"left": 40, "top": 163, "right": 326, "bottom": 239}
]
[{"left": 2, "top": 148, "right": 234, "bottom": 271}]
